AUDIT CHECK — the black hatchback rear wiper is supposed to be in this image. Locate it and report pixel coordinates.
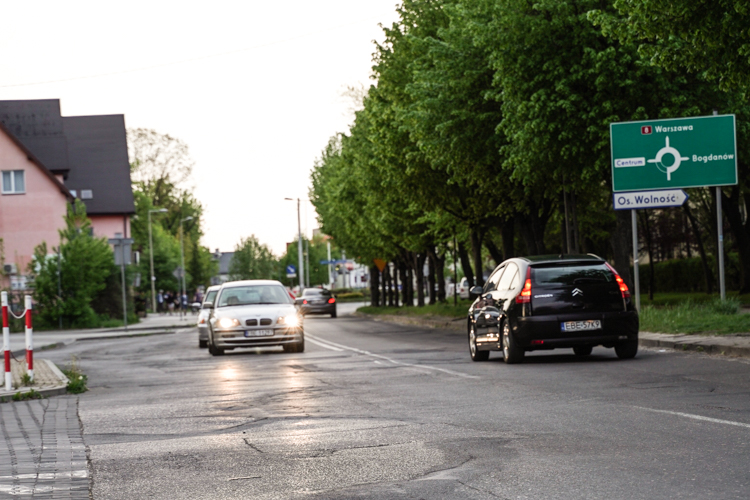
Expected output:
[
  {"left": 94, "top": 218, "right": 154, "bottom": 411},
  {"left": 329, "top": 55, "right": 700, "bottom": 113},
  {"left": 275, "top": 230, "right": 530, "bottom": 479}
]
[{"left": 573, "top": 278, "right": 606, "bottom": 284}]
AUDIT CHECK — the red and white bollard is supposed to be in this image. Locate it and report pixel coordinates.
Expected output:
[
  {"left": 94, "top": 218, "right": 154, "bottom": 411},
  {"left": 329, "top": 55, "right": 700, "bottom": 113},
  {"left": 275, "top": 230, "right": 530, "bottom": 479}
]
[
  {"left": 2, "top": 291, "right": 10, "bottom": 392},
  {"left": 25, "top": 295, "right": 33, "bottom": 382}
]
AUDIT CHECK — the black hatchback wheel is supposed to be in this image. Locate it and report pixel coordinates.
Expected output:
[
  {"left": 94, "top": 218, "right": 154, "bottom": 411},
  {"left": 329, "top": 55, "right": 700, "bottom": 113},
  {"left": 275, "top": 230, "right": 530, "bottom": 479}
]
[
  {"left": 615, "top": 339, "right": 638, "bottom": 359},
  {"left": 502, "top": 320, "right": 524, "bottom": 364},
  {"left": 468, "top": 325, "right": 490, "bottom": 361}
]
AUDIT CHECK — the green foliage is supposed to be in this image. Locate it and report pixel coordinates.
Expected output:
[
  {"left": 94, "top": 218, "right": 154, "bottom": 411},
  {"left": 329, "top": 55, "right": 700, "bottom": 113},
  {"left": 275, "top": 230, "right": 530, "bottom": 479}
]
[
  {"left": 61, "top": 356, "right": 88, "bottom": 394},
  {"left": 278, "top": 235, "right": 341, "bottom": 287},
  {"left": 12, "top": 389, "right": 43, "bottom": 401},
  {"left": 229, "top": 236, "right": 277, "bottom": 280},
  {"left": 309, "top": 0, "right": 750, "bottom": 301},
  {"left": 29, "top": 200, "right": 114, "bottom": 328},
  {"left": 591, "top": 0, "right": 750, "bottom": 91},
  {"left": 21, "top": 373, "right": 33, "bottom": 386},
  {"left": 128, "top": 129, "right": 218, "bottom": 303}
]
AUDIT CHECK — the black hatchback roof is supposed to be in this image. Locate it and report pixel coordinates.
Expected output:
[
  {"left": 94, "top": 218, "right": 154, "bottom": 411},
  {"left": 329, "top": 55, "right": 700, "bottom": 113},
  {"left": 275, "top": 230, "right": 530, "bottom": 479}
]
[{"left": 518, "top": 254, "right": 604, "bottom": 265}]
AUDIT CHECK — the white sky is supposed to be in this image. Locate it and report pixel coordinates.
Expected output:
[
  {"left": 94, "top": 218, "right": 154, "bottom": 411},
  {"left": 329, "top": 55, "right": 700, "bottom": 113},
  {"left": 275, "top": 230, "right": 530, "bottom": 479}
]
[{"left": 0, "top": 0, "right": 399, "bottom": 255}]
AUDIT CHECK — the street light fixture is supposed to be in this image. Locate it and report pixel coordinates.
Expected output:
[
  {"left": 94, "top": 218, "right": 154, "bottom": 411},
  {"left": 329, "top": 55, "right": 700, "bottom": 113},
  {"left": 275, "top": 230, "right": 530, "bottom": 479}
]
[
  {"left": 284, "top": 198, "right": 304, "bottom": 294},
  {"left": 148, "top": 208, "right": 168, "bottom": 313},
  {"left": 179, "top": 216, "right": 194, "bottom": 319}
]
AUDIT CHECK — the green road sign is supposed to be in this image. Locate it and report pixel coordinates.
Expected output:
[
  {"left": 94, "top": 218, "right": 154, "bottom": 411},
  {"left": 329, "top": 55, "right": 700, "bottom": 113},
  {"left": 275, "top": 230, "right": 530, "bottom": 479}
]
[{"left": 610, "top": 115, "right": 737, "bottom": 192}]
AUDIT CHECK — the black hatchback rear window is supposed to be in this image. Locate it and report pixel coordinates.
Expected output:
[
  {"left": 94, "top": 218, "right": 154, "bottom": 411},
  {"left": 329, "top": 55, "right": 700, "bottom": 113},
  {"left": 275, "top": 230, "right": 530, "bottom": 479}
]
[{"left": 532, "top": 263, "right": 614, "bottom": 285}]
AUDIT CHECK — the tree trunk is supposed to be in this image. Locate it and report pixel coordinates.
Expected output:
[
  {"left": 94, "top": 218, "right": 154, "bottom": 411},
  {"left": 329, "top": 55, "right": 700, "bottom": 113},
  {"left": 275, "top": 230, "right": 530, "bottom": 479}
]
[
  {"left": 413, "top": 252, "right": 426, "bottom": 307},
  {"left": 369, "top": 265, "right": 380, "bottom": 307},
  {"left": 458, "top": 241, "right": 474, "bottom": 288},
  {"left": 407, "top": 260, "right": 414, "bottom": 306},
  {"left": 433, "top": 248, "right": 446, "bottom": 303},
  {"left": 502, "top": 218, "right": 515, "bottom": 260},
  {"left": 611, "top": 210, "right": 634, "bottom": 288},
  {"left": 427, "top": 250, "right": 437, "bottom": 305},
  {"left": 484, "top": 237, "right": 504, "bottom": 267},
  {"left": 399, "top": 260, "right": 409, "bottom": 307},
  {"left": 683, "top": 203, "right": 713, "bottom": 293},
  {"left": 393, "top": 263, "right": 400, "bottom": 308},
  {"left": 389, "top": 264, "right": 396, "bottom": 307},
  {"left": 571, "top": 191, "right": 580, "bottom": 253},
  {"left": 470, "top": 229, "right": 485, "bottom": 288},
  {"left": 380, "top": 265, "right": 388, "bottom": 308},
  {"left": 722, "top": 185, "right": 750, "bottom": 294}
]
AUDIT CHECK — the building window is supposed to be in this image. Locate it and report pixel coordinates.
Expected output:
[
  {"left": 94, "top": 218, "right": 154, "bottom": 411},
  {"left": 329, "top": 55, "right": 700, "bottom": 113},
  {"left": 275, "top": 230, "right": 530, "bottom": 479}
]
[{"left": 1, "top": 170, "right": 25, "bottom": 194}]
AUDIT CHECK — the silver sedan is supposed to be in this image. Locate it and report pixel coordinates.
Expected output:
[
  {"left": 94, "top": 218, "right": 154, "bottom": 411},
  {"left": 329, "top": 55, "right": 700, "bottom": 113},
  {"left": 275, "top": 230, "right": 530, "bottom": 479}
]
[{"left": 207, "top": 280, "right": 304, "bottom": 356}]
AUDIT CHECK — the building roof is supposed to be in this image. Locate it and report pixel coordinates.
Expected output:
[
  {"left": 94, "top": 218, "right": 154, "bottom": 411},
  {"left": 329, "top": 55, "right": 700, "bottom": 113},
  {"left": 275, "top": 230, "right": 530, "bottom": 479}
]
[
  {"left": 0, "top": 99, "right": 70, "bottom": 176},
  {"left": 62, "top": 115, "right": 135, "bottom": 215},
  {"left": 0, "top": 121, "right": 72, "bottom": 200}
]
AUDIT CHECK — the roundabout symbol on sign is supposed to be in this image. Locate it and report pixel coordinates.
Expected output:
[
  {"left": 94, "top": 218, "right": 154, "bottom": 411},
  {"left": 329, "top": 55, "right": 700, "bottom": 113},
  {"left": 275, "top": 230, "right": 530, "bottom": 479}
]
[{"left": 647, "top": 136, "right": 689, "bottom": 181}]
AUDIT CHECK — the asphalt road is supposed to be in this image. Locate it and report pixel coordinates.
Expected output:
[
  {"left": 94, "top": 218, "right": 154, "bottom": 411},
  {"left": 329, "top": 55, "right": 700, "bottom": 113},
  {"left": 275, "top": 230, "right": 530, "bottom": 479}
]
[{"left": 42, "top": 306, "right": 750, "bottom": 499}]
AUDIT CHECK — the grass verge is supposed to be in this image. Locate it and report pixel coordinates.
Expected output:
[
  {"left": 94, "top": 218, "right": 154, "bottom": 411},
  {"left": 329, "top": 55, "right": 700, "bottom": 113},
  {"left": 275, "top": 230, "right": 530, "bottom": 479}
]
[
  {"left": 640, "top": 298, "right": 750, "bottom": 335},
  {"left": 359, "top": 300, "right": 473, "bottom": 319},
  {"left": 360, "top": 296, "right": 750, "bottom": 336}
]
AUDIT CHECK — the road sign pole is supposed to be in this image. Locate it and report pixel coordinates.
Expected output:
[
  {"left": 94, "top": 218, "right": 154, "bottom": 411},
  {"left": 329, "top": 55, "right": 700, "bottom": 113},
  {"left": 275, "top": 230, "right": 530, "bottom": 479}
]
[
  {"left": 632, "top": 209, "right": 640, "bottom": 312},
  {"left": 717, "top": 186, "right": 726, "bottom": 301}
]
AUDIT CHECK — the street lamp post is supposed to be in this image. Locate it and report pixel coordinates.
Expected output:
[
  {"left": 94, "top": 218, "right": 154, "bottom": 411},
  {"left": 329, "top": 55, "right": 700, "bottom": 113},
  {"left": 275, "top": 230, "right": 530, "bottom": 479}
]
[
  {"left": 179, "top": 216, "right": 193, "bottom": 319},
  {"left": 284, "top": 198, "right": 304, "bottom": 294},
  {"left": 148, "top": 208, "right": 168, "bottom": 313}
]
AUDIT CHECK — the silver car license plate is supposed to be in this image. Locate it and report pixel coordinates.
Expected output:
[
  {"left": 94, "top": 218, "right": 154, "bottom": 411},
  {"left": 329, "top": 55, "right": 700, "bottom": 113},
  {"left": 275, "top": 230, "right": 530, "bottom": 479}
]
[
  {"left": 561, "top": 320, "right": 601, "bottom": 332},
  {"left": 245, "top": 329, "right": 273, "bottom": 337}
]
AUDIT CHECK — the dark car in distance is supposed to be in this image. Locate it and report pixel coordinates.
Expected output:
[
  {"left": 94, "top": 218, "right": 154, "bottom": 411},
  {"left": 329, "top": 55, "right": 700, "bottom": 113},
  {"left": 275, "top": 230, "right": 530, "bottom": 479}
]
[
  {"left": 296, "top": 288, "right": 337, "bottom": 318},
  {"left": 467, "top": 254, "right": 639, "bottom": 364}
]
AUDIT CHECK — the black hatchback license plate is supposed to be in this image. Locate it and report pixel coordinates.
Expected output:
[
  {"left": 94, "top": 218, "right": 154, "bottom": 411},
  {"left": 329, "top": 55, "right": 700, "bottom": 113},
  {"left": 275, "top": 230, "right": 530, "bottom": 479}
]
[
  {"left": 245, "top": 329, "right": 273, "bottom": 337},
  {"left": 561, "top": 320, "right": 601, "bottom": 332}
]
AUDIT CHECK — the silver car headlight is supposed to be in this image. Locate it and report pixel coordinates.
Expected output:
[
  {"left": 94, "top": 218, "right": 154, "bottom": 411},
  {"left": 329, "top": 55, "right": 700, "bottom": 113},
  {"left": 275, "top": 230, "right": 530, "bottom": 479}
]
[
  {"left": 218, "top": 317, "right": 241, "bottom": 329},
  {"left": 278, "top": 314, "right": 300, "bottom": 328}
]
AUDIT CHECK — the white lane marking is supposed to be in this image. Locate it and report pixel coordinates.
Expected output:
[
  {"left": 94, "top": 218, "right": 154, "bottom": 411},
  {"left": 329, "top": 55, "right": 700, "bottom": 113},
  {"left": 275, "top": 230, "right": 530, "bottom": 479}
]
[
  {"left": 634, "top": 406, "right": 750, "bottom": 429},
  {"left": 306, "top": 336, "right": 343, "bottom": 351},
  {"left": 306, "top": 333, "right": 479, "bottom": 379}
]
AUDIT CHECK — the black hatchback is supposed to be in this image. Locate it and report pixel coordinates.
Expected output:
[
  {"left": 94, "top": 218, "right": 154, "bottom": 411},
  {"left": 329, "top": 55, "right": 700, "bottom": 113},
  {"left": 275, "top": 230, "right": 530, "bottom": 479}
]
[{"left": 467, "top": 254, "right": 639, "bottom": 364}]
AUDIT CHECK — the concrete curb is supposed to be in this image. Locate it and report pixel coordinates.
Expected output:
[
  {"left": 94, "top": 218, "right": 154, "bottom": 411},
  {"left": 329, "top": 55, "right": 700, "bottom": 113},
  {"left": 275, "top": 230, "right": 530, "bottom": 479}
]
[
  {"left": 639, "top": 332, "right": 750, "bottom": 357},
  {"left": 357, "top": 312, "right": 750, "bottom": 359},
  {"left": 0, "top": 359, "right": 69, "bottom": 400}
]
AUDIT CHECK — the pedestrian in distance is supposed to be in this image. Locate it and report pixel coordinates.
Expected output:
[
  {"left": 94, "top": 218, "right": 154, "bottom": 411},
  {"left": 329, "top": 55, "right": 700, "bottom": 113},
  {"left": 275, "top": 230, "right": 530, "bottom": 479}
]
[{"left": 157, "top": 290, "right": 164, "bottom": 314}]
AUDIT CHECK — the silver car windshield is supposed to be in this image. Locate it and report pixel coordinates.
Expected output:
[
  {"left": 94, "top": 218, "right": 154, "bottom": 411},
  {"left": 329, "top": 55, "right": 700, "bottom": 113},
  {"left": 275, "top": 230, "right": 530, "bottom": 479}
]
[{"left": 217, "top": 285, "right": 292, "bottom": 307}]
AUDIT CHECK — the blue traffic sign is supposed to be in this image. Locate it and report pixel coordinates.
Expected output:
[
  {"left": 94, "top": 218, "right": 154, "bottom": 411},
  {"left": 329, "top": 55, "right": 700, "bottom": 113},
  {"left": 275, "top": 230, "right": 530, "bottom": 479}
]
[{"left": 285, "top": 265, "right": 297, "bottom": 278}]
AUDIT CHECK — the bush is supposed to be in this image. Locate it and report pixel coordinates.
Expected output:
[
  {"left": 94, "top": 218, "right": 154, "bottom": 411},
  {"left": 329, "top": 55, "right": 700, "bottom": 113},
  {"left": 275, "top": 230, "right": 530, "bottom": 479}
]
[
  {"left": 633, "top": 253, "right": 741, "bottom": 293},
  {"left": 28, "top": 200, "right": 114, "bottom": 329}
]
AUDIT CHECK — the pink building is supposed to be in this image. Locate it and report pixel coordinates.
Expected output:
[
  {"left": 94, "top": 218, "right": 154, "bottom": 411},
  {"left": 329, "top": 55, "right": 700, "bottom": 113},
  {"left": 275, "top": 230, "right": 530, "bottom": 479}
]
[
  {"left": 0, "top": 100, "right": 135, "bottom": 290},
  {"left": 0, "top": 122, "right": 72, "bottom": 289}
]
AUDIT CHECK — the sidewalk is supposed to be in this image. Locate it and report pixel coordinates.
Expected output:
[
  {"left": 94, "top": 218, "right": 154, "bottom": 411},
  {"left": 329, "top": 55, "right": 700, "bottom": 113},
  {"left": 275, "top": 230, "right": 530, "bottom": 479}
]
[
  {"left": 7, "top": 312, "right": 196, "bottom": 353},
  {"left": 0, "top": 396, "right": 89, "bottom": 498},
  {"left": 360, "top": 312, "right": 750, "bottom": 359}
]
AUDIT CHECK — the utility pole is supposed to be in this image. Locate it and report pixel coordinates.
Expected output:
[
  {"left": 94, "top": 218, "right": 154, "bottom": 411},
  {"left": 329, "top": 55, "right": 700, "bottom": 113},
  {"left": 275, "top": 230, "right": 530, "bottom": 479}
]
[{"left": 285, "top": 198, "right": 305, "bottom": 293}]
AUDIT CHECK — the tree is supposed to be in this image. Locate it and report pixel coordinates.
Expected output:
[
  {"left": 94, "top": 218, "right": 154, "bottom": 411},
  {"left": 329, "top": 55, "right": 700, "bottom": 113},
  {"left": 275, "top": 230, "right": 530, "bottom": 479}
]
[
  {"left": 128, "top": 128, "right": 217, "bottom": 300},
  {"left": 29, "top": 200, "right": 113, "bottom": 328},
  {"left": 229, "top": 236, "right": 277, "bottom": 280},
  {"left": 591, "top": 1, "right": 750, "bottom": 91}
]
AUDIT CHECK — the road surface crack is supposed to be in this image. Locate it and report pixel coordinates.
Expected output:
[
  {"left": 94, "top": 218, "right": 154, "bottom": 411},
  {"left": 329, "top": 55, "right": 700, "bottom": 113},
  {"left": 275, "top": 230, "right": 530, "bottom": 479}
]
[{"left": 243, "top": 439, "right": 265, "bottom": 453}]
